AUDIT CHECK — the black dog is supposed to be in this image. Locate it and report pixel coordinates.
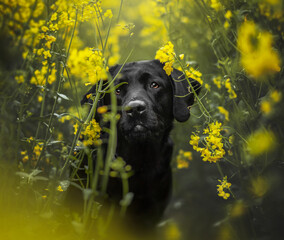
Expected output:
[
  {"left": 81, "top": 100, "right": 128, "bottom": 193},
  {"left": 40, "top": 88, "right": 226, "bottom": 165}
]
[{"left": 77, "top": 59, "right": 200, "bottom": 229}]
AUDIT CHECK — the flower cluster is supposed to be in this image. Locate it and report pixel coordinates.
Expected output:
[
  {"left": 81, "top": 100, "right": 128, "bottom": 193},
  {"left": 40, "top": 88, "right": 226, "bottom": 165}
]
[
  {"left": 55, "top": 0, "right": 103, "bottom": 25},
  {"left": 20, "top": 140, "right": 43, "bottom": 166},
  {"left": 217, "top": 176, "right": 231, "bottom": 200},
  {"left": 210, "top": 0, "right": 223, "bottom": 11},
  {"left": 155, "top": 41, "right": 176, "bottom": 75},
  {"left": 184, "top": 67, "right": 203, "bottom": 86},
  {"left": 190, "top": 121, "right": 225, "bottom": 163},
  {"left": 218, "top": 106, "right": 229, "bottom": 121},
  {"left": 68, "top": 48, "right": 108, "bottom": 85},
  {"left": 74, "top": 119, "right": 101, "bottom": 146},
  {"left": 30, "top": 64, "right": 57, "bottom": 86},
  {"left": 237, "top": 21, "right": 281, "bottom": 79},
  {"left": 212, "top": 76, "right": 237, "bottom": 99},
  {"left": 176, "top": 150, "right": 193, "bottom": 169},
  {"left": 139, "top": 0, "right": 168, "bottom": 46}
]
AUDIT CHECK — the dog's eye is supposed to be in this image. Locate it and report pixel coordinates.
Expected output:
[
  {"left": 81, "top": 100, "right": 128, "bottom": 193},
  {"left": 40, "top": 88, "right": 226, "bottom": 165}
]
[
  {"left": 116, "top": 88, "right": 121, "bottom": 95},
  {"left": 150, "top": 82, "right": 159, "bottom": 89}
]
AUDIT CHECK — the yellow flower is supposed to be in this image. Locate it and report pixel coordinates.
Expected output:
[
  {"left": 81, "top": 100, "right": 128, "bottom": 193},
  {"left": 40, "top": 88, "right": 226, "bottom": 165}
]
[
  {"left": 41, "top": 26, "right": 49, "bottom": 32},
  {"left": 205, "top": 83, "right": 211, "bottom": 91},
  {"left": 210, "top": 0, "right": 223, "bottom": 11},
  {"left": 22, "top": 155, "right": 29, "bottom": 163},
  {"left": 33, "top": 143, "right": 43, "bottom": 159},
  {"left": 43, "top": 50, "right": 52, "bottom": 59},
  {"left": 247, "top": 129, "right": 276, "bottom": 156},
  {"left": 68, "top": 48, "right": 107, "bottom": 84},
  {"left": 179, "top": 54, "right": 184, "bottom": 60},
  {"left": 50, "top": 12, "right": 57, "bottom": 21},
  {"left": 230, "top": 201, "right": 246, "bottom": 217},
  {"left": 251, "top": 176, "right": 269, "bottom": 197},
  {"left": 73, "top": 123, "right": 79, "bottom": 135},
  {"left": 225, "top": 10, "right": 232, "bottom": 19},
  {"left": 57, "top": 185, "right": 64, "bottom": 192},
  {"left": 185, "top": 67, "right": 203, "bottom": 86},
  {"left": 97, "top": 106, "right": 108, "bottom": 114},
  {"left": 270, "top": 90, "right": 282, "bottom": 103},
  {"left": 37, "top": 96, "right": 43, "bottom": 103},
  {"left": 213, "top": 76, "right": 222, "bottom": 89},
  {"left": 81, "top": 119, "right": 101, "bottom": 146},
  {"left": 45, "top": 35, "right": 56, "bottom": 49},
  {"left": 237, "top": 21, "right": 281, "bottom": 79},
  {"left": 190, "top": 121, "right": 225, "bottom": 163},
  {"left": 189, "top": 134, "right": 200, "bottom": 150},
  {"left": 224, "top": 20, "right": 230, "bottom": 29},
  {"left": 15, "top": 75, "right": 25, "bottom": 84},
  {"left": 176, "top": 150, "right": 192, "bottom": 169},
  {"left": 104, "top": 9, "right": 113, "bottom": 19},
  {"left": 217, "top": 176, "right": 231, "bottom": 200},
  {"left": 165, "top": 222, "right": 181, "bottom": 240},
  {"left": 224, "top": 78, "right": 237, "bottom": 99},
  {"left": 155, "top": 41, "right": 176, "bottom": 75},
  {"left": 260, "top": 100, "right": 272, "bottom": 115},
  {"left": 218, "top": 106, "right": 229, "bottom": 121}
]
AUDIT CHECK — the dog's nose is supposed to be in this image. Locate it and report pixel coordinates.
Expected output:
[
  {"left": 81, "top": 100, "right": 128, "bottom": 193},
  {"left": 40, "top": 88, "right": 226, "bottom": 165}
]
[{"left": 125, "top": 100, "right": 146, "bottom": 117}]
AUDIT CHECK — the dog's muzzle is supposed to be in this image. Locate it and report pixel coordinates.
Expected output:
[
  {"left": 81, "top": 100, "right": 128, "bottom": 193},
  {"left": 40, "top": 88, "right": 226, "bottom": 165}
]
[{"left": 125, "top": 100, "right": 146, "bottom": 118}]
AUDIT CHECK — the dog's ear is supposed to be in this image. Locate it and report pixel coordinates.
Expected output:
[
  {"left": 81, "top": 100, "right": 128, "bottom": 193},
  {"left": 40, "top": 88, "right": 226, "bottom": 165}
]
[{"left": 170, "top": 68, "right": 201, "bottom": 122}]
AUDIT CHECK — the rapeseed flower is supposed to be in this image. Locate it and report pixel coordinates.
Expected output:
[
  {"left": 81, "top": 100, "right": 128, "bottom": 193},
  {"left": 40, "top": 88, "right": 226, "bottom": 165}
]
[
  {"left": 246, "top": 129, "right": 276, "bottom": 156},
  {"left": 218, "top": 106, "right": 229, "bottom": 121},
  {"left": 30, "top": 65, "right": 57, "bottom": 86},
  {"left": 155, "top": 41, "right": 176, "bottom": 75},
  {"left": 104, "top": 9, "right": 113, "bottom": 19},
  {"left": 185, "top": 67, "right": 203, "bottom": 86},
  {"left": 68, "top": 48, "right": 107, "bottom": 85},
  {"left": 250, "top": 176, "right": 269, "bottom": 197},
  {"left": 260, "top": 90, "right": 282, "bottom": 115},
  {"left": 237, "top": 21, "right": 281, "bottom": 79},
  {"left": 260, "top": 100, "right": 272, "bottom": 115},
  {"left": 213, "top": 76, "right": 222, "bottom": 89},
  {"left": 210, "top": 0, "right": 222, "bottom": 11},
  {"left": 190, "top": 121, "right": 225, "bottom": 163},
  {"left": 217, "top": 176, "right": 231, "bottom": 200},
  {"left": 224, "top": 78, "right": 237, "bottom": 99},
  {"left": 176, "top": 150, "right": 193, "bottom": 169},
  {"left": 15, "top": 75, "right": 25, "bottom": 84},
  {"left": 139, "top": 0, "right": 168, "bottom": 45},
  {"left": 57, "top": 185, "right": 64, "bottom": 192},
  {"left": 270, "top": 90, "right": 282, "bottom": 103},
  {"left": 81, "top": 119, "right": 101, "bottom": 146}
]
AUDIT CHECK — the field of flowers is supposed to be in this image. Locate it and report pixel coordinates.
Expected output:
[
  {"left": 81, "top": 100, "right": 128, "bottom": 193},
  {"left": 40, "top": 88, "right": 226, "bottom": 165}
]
[{"left": 0, "top": 0, "right": 283, "bottom": 239}]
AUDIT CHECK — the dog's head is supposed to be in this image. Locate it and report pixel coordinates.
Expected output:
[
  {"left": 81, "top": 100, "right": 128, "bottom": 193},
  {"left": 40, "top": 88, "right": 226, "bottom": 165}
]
[{"left": 81, "top": 60, "right": 201, "bottom": 142}]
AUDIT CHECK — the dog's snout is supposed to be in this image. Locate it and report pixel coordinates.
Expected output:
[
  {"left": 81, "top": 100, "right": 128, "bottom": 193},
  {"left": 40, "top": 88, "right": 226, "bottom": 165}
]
[{"left": 126, "top": 100, "right": 146, "bottom": 117}]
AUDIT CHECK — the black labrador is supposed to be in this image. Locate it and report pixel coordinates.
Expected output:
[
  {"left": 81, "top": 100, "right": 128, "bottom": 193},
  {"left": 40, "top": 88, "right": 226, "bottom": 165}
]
[{"left": 75, "top": 59, "right": 200, "bottom": 229}]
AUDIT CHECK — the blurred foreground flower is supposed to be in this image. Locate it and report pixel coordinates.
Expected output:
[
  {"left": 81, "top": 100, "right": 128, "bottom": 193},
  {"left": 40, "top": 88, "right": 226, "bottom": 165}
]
[
  {"left": 165, "top": 221, "right": 181, "bottom": 240},
  {"left": 260, "top": 90, "right": 282, "bottom": 115},
  {"left": 246, "top": 129, "right": 276, "bottom": 156},
  {"left": 155, "top": 41, "right": 176, "bottom": 75},
  {"left": 251, "top": 176, "right": 269, "bottom": 197},
  {"left": 237, "top": 21, "right": 281, "bottom": 79}
]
